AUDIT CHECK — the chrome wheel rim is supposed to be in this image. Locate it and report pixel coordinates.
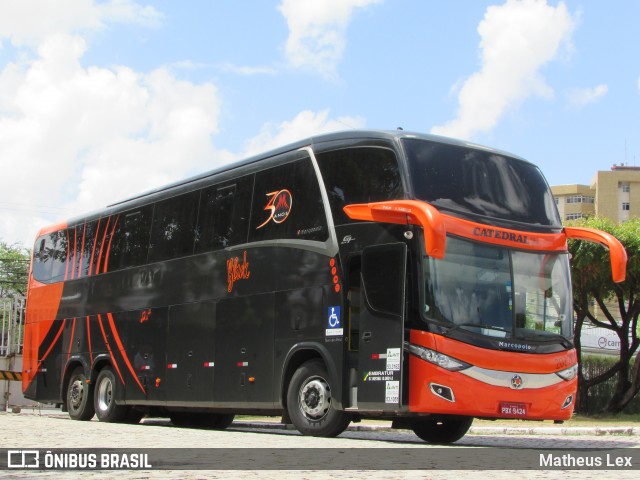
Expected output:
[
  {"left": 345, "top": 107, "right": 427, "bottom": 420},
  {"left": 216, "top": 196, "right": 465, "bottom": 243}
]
[{"left": 299, "top": 377, "right": 331, "bottom": 420}]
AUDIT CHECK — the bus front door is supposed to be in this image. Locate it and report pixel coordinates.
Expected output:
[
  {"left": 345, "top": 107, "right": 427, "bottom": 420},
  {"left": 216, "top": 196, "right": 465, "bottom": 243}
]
[{"left": 356, "top": 243, "right": 406, "bottom": 411}]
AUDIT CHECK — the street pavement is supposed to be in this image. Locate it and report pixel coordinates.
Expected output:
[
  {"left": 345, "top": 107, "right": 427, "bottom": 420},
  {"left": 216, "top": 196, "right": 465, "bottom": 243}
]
[{"left": 0, "top": 408, "right": 639, "bottom": 479}]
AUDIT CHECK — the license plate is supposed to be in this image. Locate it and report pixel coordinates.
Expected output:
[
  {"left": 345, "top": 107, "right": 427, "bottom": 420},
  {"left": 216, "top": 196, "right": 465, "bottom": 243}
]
[{"left": 499, "top": 402, "right": 528, "bottom": 417}]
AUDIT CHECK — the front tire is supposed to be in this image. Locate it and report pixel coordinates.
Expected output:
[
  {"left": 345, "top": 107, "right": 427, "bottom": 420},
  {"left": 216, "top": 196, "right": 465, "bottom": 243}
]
[
  {"left": 411, "top": 415, "right": 473, "bottom": 444},
  {"left": 286, "top": 359, "right": 350, "bottom": 437},
  {"left": 94, "top": 367, "right": 128, "bottom": 422},
  {"left": 67, "top": 367, "right": 95, "bottom": 421}
]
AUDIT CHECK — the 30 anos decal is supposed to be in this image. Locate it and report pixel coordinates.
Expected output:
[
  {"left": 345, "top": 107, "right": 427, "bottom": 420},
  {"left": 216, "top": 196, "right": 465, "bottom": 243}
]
[{"left": 256, "top": 189, "right": 292, "bottom": 229}]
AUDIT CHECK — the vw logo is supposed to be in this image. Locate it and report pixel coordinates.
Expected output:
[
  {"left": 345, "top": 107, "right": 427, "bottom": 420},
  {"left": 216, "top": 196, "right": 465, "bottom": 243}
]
[{"left": 510, "top": 374, "right": 524, "bottom": 390}]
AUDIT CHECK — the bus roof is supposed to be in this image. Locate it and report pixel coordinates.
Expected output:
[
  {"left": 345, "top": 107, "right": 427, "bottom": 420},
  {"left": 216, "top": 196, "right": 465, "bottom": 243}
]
[{"left": 65, "top": 129, "right": 529, "bottom": 226}]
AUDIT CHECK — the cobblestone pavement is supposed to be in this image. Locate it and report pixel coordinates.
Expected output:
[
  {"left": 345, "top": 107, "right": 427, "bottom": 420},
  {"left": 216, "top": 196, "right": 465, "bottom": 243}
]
[{"left": 1, "top": 410, "right": 639, "bottom": 480}]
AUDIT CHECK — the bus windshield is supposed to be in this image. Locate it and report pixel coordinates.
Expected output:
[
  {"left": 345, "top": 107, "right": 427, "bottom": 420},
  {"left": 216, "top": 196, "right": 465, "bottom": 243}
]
[
  {"left": 423, "top": 236, "right": 573, "bottom": 342},
  {"left": 403, "top": 138, "right": 561, "bottom": 227}
]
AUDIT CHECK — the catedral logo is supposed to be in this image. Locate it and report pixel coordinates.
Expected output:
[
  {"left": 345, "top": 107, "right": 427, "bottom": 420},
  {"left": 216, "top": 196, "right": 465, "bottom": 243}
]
[
  {"left": 256, "top": 189, "right": 292, "bottom": 229},
  {"left": 473, "top": 227, "right": 528, "bottom": 244}
]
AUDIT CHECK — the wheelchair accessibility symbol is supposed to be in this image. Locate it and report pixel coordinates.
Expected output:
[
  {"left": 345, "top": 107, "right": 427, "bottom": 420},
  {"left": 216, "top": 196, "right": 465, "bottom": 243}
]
[
  {"left": 326, "top": 306, "right": 343, "bottom": 336},
  {"left": 328, "top": 307, "right": 341, "bottom": 327}
]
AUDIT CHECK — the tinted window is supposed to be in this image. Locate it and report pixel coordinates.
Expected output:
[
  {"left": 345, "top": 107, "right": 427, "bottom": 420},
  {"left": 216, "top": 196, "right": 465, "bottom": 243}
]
[
  {"left": 69, "top": 221, "right": 97, "bottom": 278},
  {"left": 32, "top": 230, "right": 69, "bottom": 283},
  {"left": 195, "top": 176, "right": 253, "bottom": 252},
  {"left": 148, "top": 191, "right": 199, "bottom": 263},
  {"left": 403, "top": 139, "right": 561, "bottom": 227},
  {"left": 108, "top": 206, "right": 153, "bottom": 270},
  {"left": 249, "top": 155, "right": 328, "bottom": 242},
  {"left": 316, "top": 147, "right": 404, "bottom": 225}
]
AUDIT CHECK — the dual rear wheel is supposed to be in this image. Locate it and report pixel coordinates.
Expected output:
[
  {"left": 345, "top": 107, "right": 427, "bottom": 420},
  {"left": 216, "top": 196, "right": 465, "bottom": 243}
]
[{"left": 66, "top": 366, "right": 142, "bottom": 424}]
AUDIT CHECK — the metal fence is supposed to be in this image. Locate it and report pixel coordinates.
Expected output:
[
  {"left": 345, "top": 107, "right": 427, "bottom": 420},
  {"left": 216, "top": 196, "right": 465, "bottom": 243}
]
[{"left": 1, "top": 296, "right": 25, "bottom": 357}]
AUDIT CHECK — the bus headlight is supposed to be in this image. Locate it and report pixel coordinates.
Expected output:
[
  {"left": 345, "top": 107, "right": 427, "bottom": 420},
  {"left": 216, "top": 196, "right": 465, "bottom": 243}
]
[
  {"left": 555, "top": 364, "right": 578, "bottom": 381},
  {"left": 405, "top": 342, "right": 471, "bottom": 372}
]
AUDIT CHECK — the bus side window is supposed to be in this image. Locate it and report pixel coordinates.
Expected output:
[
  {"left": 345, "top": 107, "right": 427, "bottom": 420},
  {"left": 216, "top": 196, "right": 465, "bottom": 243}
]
[
  {"left": 195, "top": 175, "right": 253, "bottom": 253},
  {"left": 32, "top": 230, "right": 69, "bottom": 284},
  {"left": 109, "top": 206, "right": 153, "bottom": 270},
  {"left": 74, "top": 221, "right": 97, "bottom": 277},
  {"left": 316, "top": 147, "right": 404, "bottom": 226},
  {"left": 249, "top": 156, "right": 328, "bottom": 243},
  {"left": 148, "top": 191, "right": 200, "bottom": 263}
]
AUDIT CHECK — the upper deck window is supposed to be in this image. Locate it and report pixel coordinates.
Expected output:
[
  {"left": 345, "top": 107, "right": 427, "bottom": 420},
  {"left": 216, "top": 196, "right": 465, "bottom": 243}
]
[
  {"left": 249, "top": 155, "right": 328, "bottom": 243},
  {"left": 316, "top": 147, "right": 404, "bottom": 225},
  {"left": 403, "top": 139, "right": 561, "bottom": 227}
]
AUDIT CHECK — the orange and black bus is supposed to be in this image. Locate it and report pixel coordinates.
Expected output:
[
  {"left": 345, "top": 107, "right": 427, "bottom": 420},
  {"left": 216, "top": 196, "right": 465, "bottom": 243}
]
[{"left": 23, "top": 130, "right": 626, "bottom": 443}]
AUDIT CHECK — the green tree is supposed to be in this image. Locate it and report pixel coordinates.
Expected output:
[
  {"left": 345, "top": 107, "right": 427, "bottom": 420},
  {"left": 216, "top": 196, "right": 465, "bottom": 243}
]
[
  {"left": 0, "top": 241, "right": 30, "bottom": 297},
  {"left": 568, "top": 217, "right": 640, "bottom": 413}
]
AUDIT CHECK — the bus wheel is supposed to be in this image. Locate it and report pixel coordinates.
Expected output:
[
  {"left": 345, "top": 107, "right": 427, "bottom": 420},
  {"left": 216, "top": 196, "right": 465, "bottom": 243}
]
[
  {"left": 411, "top": 415, "right": 473, "bottom": 444},
  {"left": 94, "top": 367, "right": 128, "bottom": 423},
  {"left": 286, "top": 359, "right": 350, "bottom": 437},
  {"left": 67, "top": 367, "right": 95, "bottom": 421}
]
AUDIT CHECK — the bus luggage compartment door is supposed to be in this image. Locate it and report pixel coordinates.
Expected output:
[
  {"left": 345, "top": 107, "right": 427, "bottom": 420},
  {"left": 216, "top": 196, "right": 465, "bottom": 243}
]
[{"left": 356, "top": 243, "right": 406, "bottom": 411}]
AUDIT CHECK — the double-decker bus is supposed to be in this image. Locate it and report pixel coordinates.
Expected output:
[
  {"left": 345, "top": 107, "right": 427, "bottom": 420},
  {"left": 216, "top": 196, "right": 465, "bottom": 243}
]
[{"left": 23, "top": 130, "right": 626, "bottom": 443}]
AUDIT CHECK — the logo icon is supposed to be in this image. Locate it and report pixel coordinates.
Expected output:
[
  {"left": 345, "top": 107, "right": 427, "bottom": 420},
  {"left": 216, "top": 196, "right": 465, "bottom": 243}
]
[
  {"left": 510, "top": 374, "right": 524, "bottom": 390},
  {"left": 256, "top": 189, "right": 293, "bottom": 229},
  {"left": 341, "top": 235, "right": 355, "bottom": 245},
  {"left": 598, "top": 337, "right": 608, "bottom": 348},
  {"left": 8, "top": 450, "right": 40, "bottom": 468}
]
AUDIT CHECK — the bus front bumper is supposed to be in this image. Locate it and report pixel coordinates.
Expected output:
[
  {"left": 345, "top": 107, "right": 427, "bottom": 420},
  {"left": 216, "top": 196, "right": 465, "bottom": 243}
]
[{"left": 408, "top": 355, "right": 577, "bottom": 421}]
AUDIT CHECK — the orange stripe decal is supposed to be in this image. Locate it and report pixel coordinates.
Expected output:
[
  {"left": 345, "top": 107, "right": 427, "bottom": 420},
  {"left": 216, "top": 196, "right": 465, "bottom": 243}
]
[
  {"left": 36, "top": 319, "right": 66, "bottom": 373},
  {"left": 77, "top": 222, "right": 87, "bottom": 279},
  {"left": 71, "top": 226, "right": 77, "bottom": 280},
  {"left": 95, "top": 217, "right": 111, "bottom": 275},
  {"left": 88, "top": 218, "right": 101, "bottom": 277},
  {"left": 103, "top": 215, "right": 120, "bottom": 274},
  {"left": 64, "top": 229, "right": 71, "bottom": 281},
  {"left": 107, "top": 313, "right": 145, "bottom": 395},
  {"left": 97, "top": 313, "right": 125, "bottom": 385}
]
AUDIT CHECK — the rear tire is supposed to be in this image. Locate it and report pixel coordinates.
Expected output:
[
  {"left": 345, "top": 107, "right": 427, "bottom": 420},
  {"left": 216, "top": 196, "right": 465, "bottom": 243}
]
[
  {"left": 67, "top": 367, "right": 95, "bottom": 421},
  {"left": 411, "top": 415, "right": 473, "bottom": 444},
  {"left": 286, "top": 359, "right": 350, "bottom": 437},
  {"left": 94, "top": 367, "right": 128, "bottom": 423}
]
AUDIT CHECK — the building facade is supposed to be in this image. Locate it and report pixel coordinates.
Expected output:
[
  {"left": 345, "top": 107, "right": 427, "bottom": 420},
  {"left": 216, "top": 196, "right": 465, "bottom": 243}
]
[{"left": 551, "top": 164, "right": 640, "bottom": 223}]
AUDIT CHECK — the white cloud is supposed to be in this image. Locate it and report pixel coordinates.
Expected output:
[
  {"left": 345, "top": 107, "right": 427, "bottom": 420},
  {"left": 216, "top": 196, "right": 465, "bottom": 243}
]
[
  {"left": 278, "top": 0, "right": 382, "bottom": 79},
  {"left": 431, "top": 0, "right": 575, "bottom": 140},
  {"left": 0, "top": 0, "right": 162, "bottom": 48},
  {"left": 243, "top": 109, "right": 365, "bottom": 156},
  {"left": 0, "top": 1, "right": 367, "bottom": 248},
  {"left": 568, "top": 84, "right": 608, "bottom": 107},
  {"left": 0, "top": 30, "right": 227, "bottom": 247},
  {"left": 637, "top": 75, "right": 640, "bottom": 93}
]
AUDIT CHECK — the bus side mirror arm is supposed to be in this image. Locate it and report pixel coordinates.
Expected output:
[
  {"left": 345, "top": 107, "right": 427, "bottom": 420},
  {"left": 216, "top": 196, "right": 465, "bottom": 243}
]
[
  {"left": 343, "top": 200, "right": 446, "bottom": 259},
  {"left": 564, "top": 226, "right": 628, "bottom": 283}
]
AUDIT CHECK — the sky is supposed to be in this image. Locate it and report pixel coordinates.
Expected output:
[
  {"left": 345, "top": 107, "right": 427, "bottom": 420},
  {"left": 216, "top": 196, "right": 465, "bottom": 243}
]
[{"left": 0, "top": 0, "right": 638, "bottom": 248}]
